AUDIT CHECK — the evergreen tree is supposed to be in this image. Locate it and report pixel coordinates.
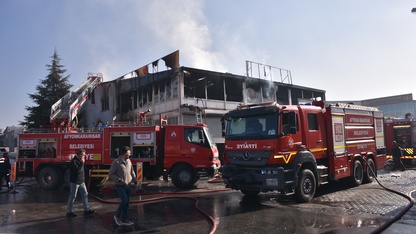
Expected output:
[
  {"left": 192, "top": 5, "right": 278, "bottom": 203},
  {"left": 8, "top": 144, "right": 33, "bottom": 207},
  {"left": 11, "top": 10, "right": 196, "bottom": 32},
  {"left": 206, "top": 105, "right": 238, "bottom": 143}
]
[{"left": 21, "top": 49, "right": 72, "bottom": 129}]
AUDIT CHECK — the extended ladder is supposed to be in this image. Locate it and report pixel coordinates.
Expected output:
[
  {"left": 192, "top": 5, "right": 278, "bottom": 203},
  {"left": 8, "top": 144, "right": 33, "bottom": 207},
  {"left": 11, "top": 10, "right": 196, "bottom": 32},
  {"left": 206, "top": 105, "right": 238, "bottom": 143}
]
[
  {"left": 195, "top": 107, "right": 204, "bottom": 124},
  {"left": 50, "top": 73, "right": 102, "bottom": 126}
]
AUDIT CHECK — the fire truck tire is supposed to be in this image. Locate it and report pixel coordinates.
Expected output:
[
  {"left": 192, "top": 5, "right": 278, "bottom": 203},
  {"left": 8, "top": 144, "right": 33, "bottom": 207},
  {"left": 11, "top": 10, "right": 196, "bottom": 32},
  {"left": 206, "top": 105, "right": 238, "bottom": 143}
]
[
  {"left": 241, "top": 189, "right": 260, "bottom": 196},
  {"left": 171, "top": 165, "right": 196, "bottom": 189},
  {"left": 363, "top": 158, "right": 376, "bottom": 183},
  {"left": 349, "top": 160, "right": 363, "bottom": 187},
  {"left": 294, "top": 168, "right": 316, "bottom": 203},
  {"left": 37, "top": 167, "right": 63, "bottom": 190}
]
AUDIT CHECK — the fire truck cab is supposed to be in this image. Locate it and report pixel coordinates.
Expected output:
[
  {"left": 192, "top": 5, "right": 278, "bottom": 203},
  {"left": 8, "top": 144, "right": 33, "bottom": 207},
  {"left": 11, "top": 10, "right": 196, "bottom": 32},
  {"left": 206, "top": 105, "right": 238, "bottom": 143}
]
[{"left": 221, "top": 101, "right": 386, "bottom": 202}]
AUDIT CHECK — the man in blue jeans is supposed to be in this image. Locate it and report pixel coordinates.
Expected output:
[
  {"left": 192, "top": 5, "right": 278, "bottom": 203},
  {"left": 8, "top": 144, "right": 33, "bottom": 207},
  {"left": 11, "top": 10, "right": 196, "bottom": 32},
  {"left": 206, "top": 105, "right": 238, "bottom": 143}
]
[
  {"left": 66, "top": 149, "right": 94, "bottom": 217},
  {"left": 109, "top": 146, "right": 138, "bottom": 226}
]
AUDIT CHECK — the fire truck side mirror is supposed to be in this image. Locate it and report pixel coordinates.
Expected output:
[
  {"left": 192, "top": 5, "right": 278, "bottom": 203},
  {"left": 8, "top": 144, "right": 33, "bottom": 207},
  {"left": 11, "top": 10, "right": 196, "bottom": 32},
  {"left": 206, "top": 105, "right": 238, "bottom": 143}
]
[{"left": 221, "top": 115, "right": 226, "bottom": 137}]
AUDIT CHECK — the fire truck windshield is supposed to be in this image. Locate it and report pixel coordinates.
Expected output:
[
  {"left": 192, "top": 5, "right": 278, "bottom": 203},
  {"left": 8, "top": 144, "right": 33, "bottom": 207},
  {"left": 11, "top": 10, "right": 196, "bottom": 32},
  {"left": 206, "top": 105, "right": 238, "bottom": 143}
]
[{"left": 225, "top": 113, "right": 278, "bottom": 140}]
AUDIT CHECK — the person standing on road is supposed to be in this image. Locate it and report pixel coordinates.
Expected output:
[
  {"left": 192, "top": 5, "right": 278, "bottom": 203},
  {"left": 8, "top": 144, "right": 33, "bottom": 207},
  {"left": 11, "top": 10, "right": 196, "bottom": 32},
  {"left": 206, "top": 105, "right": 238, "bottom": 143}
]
[
  {"left": 109, "top": 146, "right": 138, "bottom": 226},
  {"left": 392, "top": 141, "right": 406, "bottom": 171},
  {"left": 0, "top": 153, "right": 11, "bottom": 190},
  {"left": 66, "top": 149, "right": 94, "bottom": 217}
]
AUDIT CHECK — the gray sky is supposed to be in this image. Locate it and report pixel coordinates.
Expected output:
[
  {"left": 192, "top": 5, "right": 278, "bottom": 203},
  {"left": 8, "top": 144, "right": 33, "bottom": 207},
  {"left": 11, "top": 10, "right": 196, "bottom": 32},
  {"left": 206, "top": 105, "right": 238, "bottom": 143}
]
[{"left": 1, "top": 0, "right": 416, "bottom": 130}]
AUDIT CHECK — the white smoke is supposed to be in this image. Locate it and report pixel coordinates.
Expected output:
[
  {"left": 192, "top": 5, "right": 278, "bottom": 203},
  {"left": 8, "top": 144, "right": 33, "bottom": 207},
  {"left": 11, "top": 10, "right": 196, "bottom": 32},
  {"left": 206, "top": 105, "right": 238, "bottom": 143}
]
[{"left": 139, "top": 0, "right": 227, "bottom": 72}]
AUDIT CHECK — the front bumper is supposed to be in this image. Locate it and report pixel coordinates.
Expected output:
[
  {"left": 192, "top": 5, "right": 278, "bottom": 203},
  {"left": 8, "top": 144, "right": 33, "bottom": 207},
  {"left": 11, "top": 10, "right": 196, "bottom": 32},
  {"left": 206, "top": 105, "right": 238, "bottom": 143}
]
[{"left": 222, "top": 164, "right": 290, "bottom": 192}]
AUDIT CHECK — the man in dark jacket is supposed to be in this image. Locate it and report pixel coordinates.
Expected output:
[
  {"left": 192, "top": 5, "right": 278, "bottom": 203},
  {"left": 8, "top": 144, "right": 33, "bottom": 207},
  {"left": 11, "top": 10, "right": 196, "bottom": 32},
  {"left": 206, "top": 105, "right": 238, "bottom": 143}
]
[
  {"left": 66, "top": 149, "right": 94, "bottom": 217},
  {"left": 392, "top": 141, "right": 406, "bottom": 171},
  {"left": 0, "top": 153, "right": 11, "bottom": 189}
]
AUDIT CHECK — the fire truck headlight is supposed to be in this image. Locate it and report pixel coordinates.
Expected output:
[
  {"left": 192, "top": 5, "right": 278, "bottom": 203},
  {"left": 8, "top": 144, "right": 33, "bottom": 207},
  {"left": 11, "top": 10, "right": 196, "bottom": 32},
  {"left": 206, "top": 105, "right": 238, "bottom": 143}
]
[{"left": 261, "top": 170, "right": 278, "bottom": 175}]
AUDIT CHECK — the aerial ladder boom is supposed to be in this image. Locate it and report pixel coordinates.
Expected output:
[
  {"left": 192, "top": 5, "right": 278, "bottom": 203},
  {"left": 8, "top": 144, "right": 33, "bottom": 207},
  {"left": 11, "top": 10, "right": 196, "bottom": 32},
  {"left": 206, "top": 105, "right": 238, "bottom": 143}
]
[{"left": 50, "top": 73, "right": 102, "bottom": 128}]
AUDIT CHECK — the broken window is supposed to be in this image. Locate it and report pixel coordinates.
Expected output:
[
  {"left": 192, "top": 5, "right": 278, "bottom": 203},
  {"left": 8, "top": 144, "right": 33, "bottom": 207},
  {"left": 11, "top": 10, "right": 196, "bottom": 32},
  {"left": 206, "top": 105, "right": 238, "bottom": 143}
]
[
  {"left": 276, "top": 85, "right": 289, "bottom": 104},
  {"left": 101, "top": 84, "right": 110, "bottom": 111},
  {"left": 172, "top": 76, "right": 178, "bottom": 99},
  {"left": 194, "top": 77, "right": 206, "bottom": 99},
  {"left": 262, "top": 81, "right": 277, "bottom": 102},
  {"left": 184, "top": 74, "right": 194, "bottom": 98},
  {"left": 166, "top": 79, "right": 171, "bottom": 101},
  {"left": 183, "top": 70, "right": 207, "bottom": 99},
  {"left": 246, "top": 79, "right": 262, "bottom": 103},
  {"left": 147, "top": 87, "right": 152, "bottom": 106},
  {"left": 291, "top": 88, "right": 303, "bottom": 105},
  {"left": 120, "top": 93, "right": 132, "bottom": 112},
  {"left": 225, "top": 78, "right": 243, "bottom": 102},
  {"left": 141, "top": 88, "right": 150, "bottom": 109},
  {"left": 133, "top": 90, "right": 138, "bottom": 109},
  {"left": 206, "top": 75, "right": 224, "bottom": 101},
  {"left": 303, "top": 90, "right": 313, "bottom": 100},
  {"left": 101, "top": 96, "right": 109, "bottom": 111},
  {"left": 154, "top": 83, "right": 159, "bottom": 105},
  {"left": 138, "top": 89, "right": 143, "bottom": 108},
  {"left": 143, "top": 88, "right": 148, "bottom": 108},
  {"left": 159, "top": 80, "right": 165, "bottom": 103}
]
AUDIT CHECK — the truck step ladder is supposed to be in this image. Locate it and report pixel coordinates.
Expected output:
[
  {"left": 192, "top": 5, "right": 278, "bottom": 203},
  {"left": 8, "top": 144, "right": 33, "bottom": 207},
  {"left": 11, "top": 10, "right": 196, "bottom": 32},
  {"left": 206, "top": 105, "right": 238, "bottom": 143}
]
[{"left": 317, "top": 165, "right": 329, "bottom": 185}]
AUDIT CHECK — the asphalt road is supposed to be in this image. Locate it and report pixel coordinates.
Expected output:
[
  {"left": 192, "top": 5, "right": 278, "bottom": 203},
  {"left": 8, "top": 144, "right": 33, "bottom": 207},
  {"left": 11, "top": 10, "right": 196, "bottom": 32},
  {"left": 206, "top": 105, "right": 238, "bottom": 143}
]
[{"left": 1, "top": 168, "right": 415, "bottom": 234}]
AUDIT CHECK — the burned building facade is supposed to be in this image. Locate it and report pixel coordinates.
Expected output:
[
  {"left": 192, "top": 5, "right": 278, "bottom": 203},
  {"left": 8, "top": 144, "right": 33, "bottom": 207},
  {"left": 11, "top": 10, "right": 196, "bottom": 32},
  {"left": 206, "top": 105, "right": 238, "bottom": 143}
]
[{"left": 83, "top": 51, "right": 326, "bottom": 145}]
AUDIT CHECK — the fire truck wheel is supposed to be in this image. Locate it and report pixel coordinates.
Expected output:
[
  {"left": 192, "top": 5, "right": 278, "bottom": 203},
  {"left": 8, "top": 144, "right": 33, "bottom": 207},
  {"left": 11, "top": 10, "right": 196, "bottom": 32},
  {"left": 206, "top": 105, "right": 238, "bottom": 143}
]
[
  {"left": 294, "top": 168, "right": 316, "bottom": 203},
  {"left": 37, "top": 167, "right": 63, "bottom": 190},
  {"left": 349, "top": 160, "right": 363, "bottom": 187},
  {"left": 363, "top": 158, "right": 375, "bottom": 183},
  {"left": 171, "top": 165, "right": 196, "bottom": 189}
]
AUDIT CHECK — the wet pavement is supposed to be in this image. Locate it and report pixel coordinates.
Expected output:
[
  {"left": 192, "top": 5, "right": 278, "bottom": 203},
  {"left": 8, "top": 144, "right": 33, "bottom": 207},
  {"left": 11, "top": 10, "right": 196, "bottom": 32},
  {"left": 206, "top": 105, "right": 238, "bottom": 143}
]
[{"left": 1, "top": 168, "right": 416, "bottom": 234}]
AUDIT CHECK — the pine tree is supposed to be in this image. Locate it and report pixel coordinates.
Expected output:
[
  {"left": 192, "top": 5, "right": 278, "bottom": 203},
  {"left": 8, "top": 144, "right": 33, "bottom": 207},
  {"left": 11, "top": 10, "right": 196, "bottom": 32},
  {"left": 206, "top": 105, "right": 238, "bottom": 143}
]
[{"left": 21, "top": 49, "right": 72, "bottom": 129}]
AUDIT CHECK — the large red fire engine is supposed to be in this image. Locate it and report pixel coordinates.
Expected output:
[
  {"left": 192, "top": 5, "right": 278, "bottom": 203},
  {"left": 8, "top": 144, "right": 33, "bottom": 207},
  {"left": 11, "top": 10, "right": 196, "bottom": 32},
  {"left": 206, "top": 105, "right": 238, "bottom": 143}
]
[
  {"left": 221, "top": 101, "right": 386, "bottom": 202},
  {"left": 384, "top": 118, "right": 416, "bottom": 164},
  {"left": 17, "top": 119, "right": 220, "bottom": 190}
]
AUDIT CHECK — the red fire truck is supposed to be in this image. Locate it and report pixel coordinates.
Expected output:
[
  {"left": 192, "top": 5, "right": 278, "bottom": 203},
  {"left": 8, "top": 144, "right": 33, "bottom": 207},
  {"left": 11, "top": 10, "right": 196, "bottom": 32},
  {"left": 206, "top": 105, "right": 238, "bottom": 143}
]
[
  {"left": 221, "top": 101, "right": 386, "bottom": 202},
  {"left": 17, "top": 121, "right": 220, "bottom": 190},
  {"left": 384, "top": 118, "right": 416, "bottom": 164}
]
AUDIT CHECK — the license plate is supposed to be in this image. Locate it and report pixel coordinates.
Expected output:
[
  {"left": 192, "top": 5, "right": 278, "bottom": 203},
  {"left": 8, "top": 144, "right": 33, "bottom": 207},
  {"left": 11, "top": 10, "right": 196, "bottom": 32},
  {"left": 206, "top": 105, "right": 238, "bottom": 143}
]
[{"left": 266, "top": 178, "right": 278, "bottom": 186}]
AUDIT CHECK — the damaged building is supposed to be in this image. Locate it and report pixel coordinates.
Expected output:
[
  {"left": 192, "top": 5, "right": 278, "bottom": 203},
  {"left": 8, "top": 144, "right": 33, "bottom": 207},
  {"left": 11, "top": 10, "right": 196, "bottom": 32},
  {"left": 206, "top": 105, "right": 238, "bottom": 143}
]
[{"left": 81, "top": 50, "right": 326, "bottom": 148}]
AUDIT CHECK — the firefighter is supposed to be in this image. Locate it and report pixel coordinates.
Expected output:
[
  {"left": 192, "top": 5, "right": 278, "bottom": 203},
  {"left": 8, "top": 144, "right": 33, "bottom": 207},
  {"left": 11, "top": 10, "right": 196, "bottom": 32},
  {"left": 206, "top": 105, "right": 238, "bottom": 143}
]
[
  {"left": 392, "top": 141, "right": 406, "bottom": 171},
  {"left": 0, "top": 152, "right": 11, "bottom": 190}
]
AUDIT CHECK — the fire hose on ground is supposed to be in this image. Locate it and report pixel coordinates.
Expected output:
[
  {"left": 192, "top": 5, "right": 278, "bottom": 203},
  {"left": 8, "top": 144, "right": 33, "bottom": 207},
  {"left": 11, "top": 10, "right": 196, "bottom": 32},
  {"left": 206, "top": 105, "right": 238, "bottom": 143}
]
[
  {"left": 363, "top": 158, "right": 415, "bottom": 234},
  {"left": 86, "top": 162, "right": 415, "bottom": 234},
  {"left": 87, "top": 169, "right": 229, "bottom": 234}
]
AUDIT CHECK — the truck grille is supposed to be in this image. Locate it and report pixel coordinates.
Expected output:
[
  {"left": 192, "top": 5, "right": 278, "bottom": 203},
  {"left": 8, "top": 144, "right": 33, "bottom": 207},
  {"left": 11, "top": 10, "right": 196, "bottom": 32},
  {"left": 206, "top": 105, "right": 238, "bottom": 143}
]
[{"left": 226, "top": 150, "right": 273, "bottom": 166}]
